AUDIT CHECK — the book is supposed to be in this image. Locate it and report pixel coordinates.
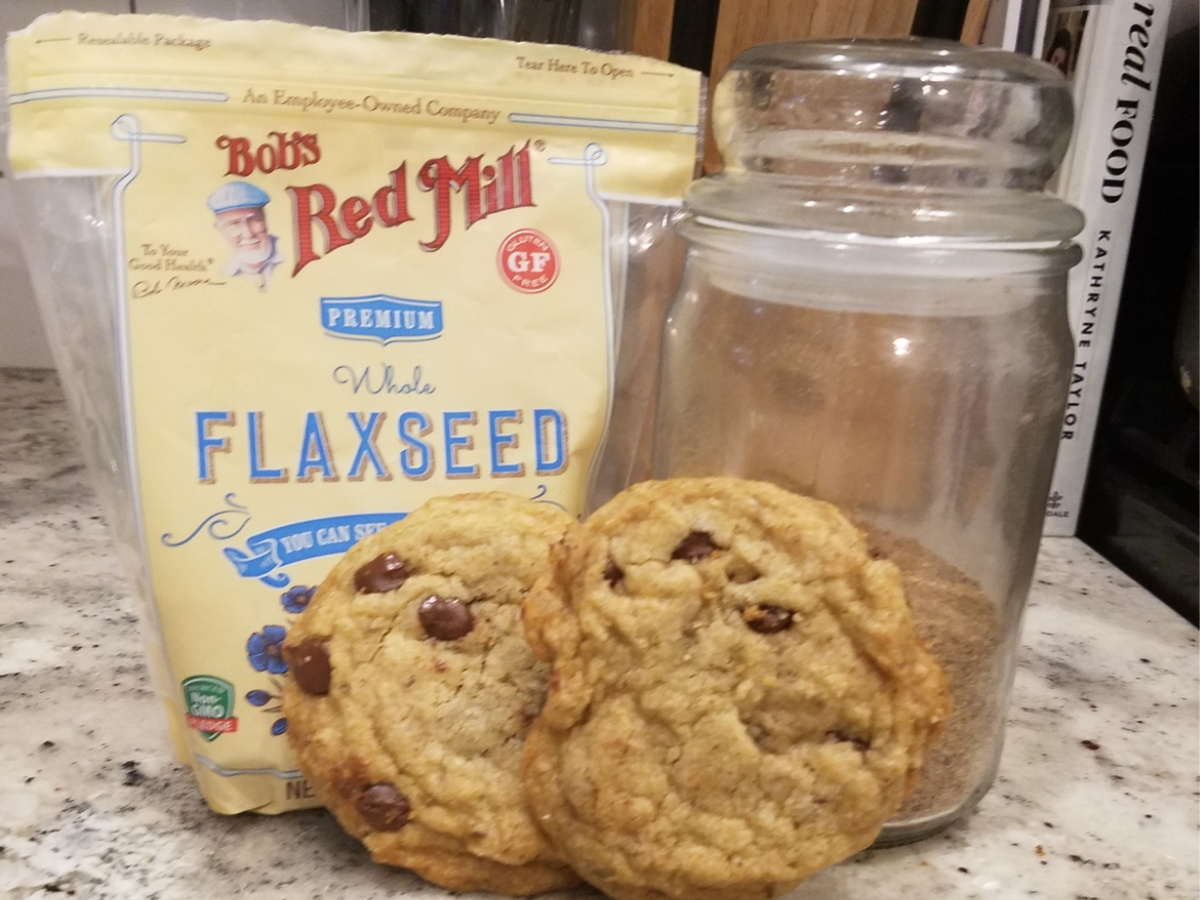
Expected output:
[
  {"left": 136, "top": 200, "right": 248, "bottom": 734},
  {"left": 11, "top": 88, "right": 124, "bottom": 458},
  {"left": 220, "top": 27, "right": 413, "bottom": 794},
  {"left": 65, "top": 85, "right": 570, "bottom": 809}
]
[{"left": 1041, "top": 0, "right": 1172, "bottom": 535}]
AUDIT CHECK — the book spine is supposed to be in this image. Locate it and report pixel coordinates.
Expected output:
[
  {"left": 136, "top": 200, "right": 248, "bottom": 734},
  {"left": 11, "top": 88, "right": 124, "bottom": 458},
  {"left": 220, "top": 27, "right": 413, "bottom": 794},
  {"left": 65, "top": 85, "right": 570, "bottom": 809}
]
[{"left": 1044, "top": 0, "right": 1171, "bottom": 536}]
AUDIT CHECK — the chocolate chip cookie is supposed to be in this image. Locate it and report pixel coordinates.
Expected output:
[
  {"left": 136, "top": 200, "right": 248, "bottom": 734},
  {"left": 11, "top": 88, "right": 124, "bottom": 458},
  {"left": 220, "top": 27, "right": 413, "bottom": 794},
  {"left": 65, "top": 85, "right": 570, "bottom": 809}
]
[
  {"left": 522, "top": 478, "right": 949, "bottom": 900},
  {"left": 281, "top": 492, "right": 579, "bottom": 896}
]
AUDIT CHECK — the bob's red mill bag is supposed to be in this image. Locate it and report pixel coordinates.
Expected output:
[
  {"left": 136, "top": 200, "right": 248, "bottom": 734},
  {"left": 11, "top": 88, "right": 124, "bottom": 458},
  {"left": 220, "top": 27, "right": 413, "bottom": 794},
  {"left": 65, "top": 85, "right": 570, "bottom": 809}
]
[{"left": 6, "top": 12, "right": 702, "bottom": 813}]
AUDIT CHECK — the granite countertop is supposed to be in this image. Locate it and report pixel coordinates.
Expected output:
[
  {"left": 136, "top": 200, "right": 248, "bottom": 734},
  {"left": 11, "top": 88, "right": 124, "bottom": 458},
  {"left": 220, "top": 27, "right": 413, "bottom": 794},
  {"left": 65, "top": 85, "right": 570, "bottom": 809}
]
[{"left": 1, "top": 367, "right": 1197, "bottom": 900}]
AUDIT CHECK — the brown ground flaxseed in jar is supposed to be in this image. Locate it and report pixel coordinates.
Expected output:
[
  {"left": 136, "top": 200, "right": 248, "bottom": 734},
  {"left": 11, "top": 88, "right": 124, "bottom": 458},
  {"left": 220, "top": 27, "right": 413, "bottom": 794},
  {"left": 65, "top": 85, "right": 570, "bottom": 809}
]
[{"left": 860, "top": 527, "right": 1002, "bottom": 823}]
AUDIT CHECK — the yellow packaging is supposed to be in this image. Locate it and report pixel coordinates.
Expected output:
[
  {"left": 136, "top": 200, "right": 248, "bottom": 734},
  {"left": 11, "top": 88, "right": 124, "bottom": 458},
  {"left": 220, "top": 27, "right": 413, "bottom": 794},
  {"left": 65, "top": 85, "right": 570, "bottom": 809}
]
[{"left": 6, "top": 12, "right": 701, "bottom": 813}]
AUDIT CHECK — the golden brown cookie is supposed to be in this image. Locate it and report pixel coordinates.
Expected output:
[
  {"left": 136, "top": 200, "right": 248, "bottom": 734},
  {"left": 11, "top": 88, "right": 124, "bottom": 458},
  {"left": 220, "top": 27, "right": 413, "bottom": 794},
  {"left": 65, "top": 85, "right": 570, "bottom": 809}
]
[
  {"left": 522, "top": 478, "right": 949, "bottom": 900},
  {"left": 281, "top": 492, "right": 579, "bottom": 896}
]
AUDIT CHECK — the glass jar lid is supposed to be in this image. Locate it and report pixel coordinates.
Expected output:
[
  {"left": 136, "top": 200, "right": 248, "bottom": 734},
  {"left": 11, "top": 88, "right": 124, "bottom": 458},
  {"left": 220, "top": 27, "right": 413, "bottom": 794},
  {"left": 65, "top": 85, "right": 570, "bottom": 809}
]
[{"left": 691, "top": 38, "right": 1084, "bottom": 244}]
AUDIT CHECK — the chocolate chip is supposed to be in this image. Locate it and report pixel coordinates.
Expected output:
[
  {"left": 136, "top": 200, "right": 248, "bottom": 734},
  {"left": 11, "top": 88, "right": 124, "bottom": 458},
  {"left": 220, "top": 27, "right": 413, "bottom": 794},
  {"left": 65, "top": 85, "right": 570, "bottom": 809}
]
[
  {"left": 419, "top": 596, "right": 474, "bottom": 640},
  {"left": 1081, "top": 739, "right": 1100, "bottom": 751},
  {"left": 354, "top": 552, "right": 410, "bottom": 593},
  {"left": 603, "top": 560, "right": 623, "bottom": 587},
  {"left": 671, "top": 531, "right": 718, "bottom": 562},
  {"left": 284, "top": 639, "right": 331, "bottom": 695},
  {"left": 742, "top": 604, "right": 794, "bottom": 633},
  {"left": 356, "top": 783, "right": 410, "bottom": 830},
  {"left": 827, "top": 730, "right": 871, "bottom": 752}
]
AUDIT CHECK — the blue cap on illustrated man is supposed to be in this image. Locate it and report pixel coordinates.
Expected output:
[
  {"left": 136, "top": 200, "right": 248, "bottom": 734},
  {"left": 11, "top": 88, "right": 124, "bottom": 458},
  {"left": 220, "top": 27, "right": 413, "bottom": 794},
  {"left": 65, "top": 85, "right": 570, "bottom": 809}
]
[{"left": 207, "top": 181, "right": 284, "bottom": 291}]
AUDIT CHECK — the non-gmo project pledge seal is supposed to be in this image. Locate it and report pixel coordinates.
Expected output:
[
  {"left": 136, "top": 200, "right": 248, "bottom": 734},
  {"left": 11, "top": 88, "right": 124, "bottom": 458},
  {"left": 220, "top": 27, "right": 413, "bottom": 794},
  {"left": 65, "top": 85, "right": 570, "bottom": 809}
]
[{"left": 498, "top": 229, "right": 559, "bottom": 293}]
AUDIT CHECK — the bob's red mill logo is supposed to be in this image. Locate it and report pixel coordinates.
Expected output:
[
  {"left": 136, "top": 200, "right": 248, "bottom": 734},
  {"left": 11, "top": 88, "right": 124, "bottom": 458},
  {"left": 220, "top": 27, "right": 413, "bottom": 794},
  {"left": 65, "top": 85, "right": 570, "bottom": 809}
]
[{"left": 214, "top": 132, "right": 536, "bottom": 274}]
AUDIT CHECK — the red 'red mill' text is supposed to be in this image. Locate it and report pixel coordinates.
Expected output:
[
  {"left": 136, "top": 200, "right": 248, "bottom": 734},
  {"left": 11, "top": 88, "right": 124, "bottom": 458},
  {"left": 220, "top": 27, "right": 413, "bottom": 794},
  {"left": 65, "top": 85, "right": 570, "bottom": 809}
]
[{"left": 215, "top": 131, "right": 536, "bottom": 274}]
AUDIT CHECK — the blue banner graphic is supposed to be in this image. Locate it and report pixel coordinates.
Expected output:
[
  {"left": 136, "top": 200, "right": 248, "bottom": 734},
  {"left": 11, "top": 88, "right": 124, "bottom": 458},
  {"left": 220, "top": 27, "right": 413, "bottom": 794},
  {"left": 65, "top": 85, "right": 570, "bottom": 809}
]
[
  {"left": 321, "top": 294, "right": 443, "bottom": 344},
  {"left": 223, "top": 513, "right": 405, "bottom": 586}
]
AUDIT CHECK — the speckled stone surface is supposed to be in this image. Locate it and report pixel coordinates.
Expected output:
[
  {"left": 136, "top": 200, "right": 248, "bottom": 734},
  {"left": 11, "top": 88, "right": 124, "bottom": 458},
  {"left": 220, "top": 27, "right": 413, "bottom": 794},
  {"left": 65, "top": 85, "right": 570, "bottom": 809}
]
[{"left": 1, "top": 367, "right": 1197, "bottom": 900}]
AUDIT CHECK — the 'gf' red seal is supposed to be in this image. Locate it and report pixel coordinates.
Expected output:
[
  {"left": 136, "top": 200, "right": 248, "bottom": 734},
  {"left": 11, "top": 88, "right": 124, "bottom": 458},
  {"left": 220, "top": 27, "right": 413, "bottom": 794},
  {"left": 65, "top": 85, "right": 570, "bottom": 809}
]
[{"left": 498, "top": 229, "right": 559, "bottom": 293}]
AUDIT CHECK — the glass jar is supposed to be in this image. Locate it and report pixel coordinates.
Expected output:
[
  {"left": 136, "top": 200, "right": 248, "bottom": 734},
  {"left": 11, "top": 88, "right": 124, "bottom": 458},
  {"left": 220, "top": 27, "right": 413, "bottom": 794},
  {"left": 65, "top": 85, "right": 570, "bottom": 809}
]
[{"left": 652, "top": 39, "right": 1084, "bottom": 844}]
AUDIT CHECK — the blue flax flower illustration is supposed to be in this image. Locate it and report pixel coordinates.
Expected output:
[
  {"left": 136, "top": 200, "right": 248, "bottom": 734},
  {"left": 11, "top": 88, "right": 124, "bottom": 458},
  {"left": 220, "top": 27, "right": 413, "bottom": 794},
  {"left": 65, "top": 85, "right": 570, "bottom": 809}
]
[
  {"left": 272, "top": 718, "right": 288, "bottom": 735},
  {"left": 246, "top": 625, "right": 288, "bottom": 674},
  {"left": 281, "top": 585, "right": 315, "bottom": 614}
]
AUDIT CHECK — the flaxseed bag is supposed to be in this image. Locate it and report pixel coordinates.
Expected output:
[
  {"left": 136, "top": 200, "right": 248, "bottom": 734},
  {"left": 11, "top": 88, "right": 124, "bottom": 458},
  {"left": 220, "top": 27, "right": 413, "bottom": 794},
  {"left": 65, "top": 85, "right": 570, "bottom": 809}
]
[{"left": 6, "top": 12, "right": 701, "bottom": 814}]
